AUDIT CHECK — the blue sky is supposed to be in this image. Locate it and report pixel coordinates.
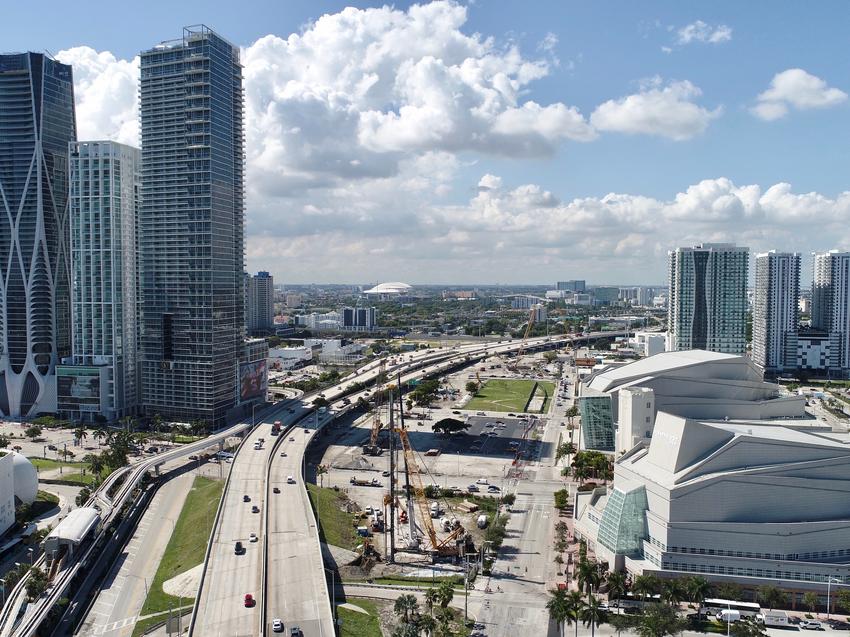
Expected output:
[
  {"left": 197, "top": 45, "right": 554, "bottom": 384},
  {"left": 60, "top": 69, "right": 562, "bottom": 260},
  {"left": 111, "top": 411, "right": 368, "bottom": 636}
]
[{"left": 3, "top": 1, "right": 849, "bottom": 284}]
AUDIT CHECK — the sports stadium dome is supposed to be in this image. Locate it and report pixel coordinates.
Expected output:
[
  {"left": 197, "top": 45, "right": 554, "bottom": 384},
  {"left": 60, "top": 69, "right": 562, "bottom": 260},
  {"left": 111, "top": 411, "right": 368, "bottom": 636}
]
[{"left": 363, "top": 282, "right": 412, "bottom": 296}]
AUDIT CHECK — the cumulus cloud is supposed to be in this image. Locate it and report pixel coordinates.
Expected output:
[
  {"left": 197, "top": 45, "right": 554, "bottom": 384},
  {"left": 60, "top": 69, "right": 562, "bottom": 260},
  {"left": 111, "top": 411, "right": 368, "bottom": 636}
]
[
  {"left": 676, "top": 20, "right": 733, "bottom": 45},
  {"left": 590, "top": 78, "right": 722, "bottom": 140},
  {"left": 751, "top": 68, "right": 847, "bottom": 120},
  {"left": 56, "top": 47, "right": 139, "bottom": 145}
]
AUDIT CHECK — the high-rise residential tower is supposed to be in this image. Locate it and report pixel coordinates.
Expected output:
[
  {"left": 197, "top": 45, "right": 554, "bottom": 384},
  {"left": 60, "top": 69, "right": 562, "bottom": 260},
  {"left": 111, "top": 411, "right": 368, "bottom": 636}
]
[
  {"left": 0, "top": 53, "right": 77, "bottom": 416},
  {"left": 811, "top": 250, "right": 850, "bottom": 374},
  {"left": 62, "top": 141, "right": 140, "bottom": 422},
  {"left": 247, "top": 271, "right": 274, "bottom": 335},
  {"left": 752, "top": 251, "right": 800, "bottom": 373},
  {"left": 667, "top": 243, "right": 749, "bottom": 354},
  {"left": 140, "top": 26, "right": 247, "bottom": 425}
]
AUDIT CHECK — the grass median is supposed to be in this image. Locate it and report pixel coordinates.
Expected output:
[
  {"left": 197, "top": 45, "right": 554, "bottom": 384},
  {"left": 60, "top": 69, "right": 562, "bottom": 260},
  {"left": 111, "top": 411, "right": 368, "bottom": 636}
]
[
  {"left": 465, "top": 379, "right": 555, "bottom": 413},
  {"left": 137, "top": 476, "right": 224, "bottom": 620},
  {"left": 307, "top": 483, "right": 361, "bottom": 550},
  {"left": 339, "top": 598, "right": 383, "bottom": 637}
]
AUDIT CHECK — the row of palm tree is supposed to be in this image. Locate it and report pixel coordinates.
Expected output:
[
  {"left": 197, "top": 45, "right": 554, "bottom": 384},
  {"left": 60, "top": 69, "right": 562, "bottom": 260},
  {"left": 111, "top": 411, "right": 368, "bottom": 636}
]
[
  {"left": 547, "top": 589, "right": 607, "bottom": 637},
  {"left": 568, "top": 450, "right": 614, "bottom": 484},
  {"left": 392, "top": 582, "right": 457, "bottom": 637}
]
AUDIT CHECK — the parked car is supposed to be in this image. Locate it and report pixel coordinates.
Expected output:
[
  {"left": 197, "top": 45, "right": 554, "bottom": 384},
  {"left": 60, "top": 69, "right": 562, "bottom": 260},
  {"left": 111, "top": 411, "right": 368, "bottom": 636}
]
[
  {"left": 476, "top": 478, "right": 489, "bottom": 484},
  {"left": 487, "top": 485, "right": 500, "bottom": 493},
  {"left": 467, "top": 484, "right": 480, "bottom": 492},
  {"left": 244, "top": 593, "right": 255, "bottom": 608},
  {"left": 801, "top": 621, "right": 823, "bottom": 630},
  {"left": 290, "top": 627, "right": 303, "bottom": 637},
  {"left": 272, "top": 618, "right": 284, "bottom": 633}
]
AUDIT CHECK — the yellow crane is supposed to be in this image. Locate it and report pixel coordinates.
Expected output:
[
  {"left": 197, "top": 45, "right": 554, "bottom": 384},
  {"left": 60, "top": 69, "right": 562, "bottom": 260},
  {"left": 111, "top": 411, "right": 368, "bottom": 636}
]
[
  {"left": 363, "top": 358, "right": 387, "bottom": 455},
  {"left": 507, "top": 307, "right": 536, "bottom": 371}
]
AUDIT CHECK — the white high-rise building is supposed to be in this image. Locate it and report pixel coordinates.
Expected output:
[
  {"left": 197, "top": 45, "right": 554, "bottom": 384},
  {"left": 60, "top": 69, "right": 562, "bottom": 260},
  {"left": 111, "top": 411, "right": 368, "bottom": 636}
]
[
  {"left": 752, "top": 251, "right": 800, "bottom": 373},
  {"left": 812, "top": 250, "right": 850, "bottom": 374},
  {"left": 64, "top": 141, "right": 140, "bottom": 422},
  {"left": 667, "top": 243, "right": 749, "bottom": 354}
]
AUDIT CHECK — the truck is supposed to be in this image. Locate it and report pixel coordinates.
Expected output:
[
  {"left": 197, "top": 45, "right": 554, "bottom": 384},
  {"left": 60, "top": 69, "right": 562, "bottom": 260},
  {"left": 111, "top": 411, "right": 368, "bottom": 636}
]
[
  {"left": 430, "top": 502, "right": 441, "bottom": 518},
  {"left": 476, "top": 514, "right": 489, "bottom": 529},
  {"left": 757, "top": 610, "right": 789, "bottom": 628},
  {"left": 349, "top": 476, "right": 381, "bottom": 487},
  {"left": 271, "top": 421, "right": 282, "bottom": 435}
]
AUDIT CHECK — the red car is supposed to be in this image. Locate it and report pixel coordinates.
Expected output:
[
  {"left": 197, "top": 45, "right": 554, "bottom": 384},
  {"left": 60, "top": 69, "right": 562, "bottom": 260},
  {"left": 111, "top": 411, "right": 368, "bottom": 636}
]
[{"left": 244, "top": 594, "right": 255, "bottom": 608}]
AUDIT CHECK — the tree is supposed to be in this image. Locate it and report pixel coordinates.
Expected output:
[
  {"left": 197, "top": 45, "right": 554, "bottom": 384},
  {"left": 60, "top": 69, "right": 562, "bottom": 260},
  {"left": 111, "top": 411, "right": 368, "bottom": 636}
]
[
  {"left": 394, "top": 593, "right": 419, "bottom": 624},
  {"left": 609, "top": 614, "right": 635, "bottom": 637},
  {"left": 714, "top": 582, "right": 743, "bottom": 602},
  {"left": 632, "top": 574, "right": 661, "bottom": 602},
  {"left": 313, "top": 396, "right": 330, "bottom": 408},
  {"left": 576, "top": 559, "right": 602, "bottom": 595},
  {"left": 636, "top": 603, "right": 687, "bottom": 637},
  {"left": 803, "top": 591, "right": 819, "bottom": 614},
  {"left": 93, "top": 428, "right": 107, "bottom": 448},
  {"left": 555, "top": 442, "right": 576, "bottom": 464},
  {"left": 836, "top": 589, "right": 850, "bottom": 613},
  {"left": 316, "top": 464, "right": 328, "bottom": 488},
  {"left": 731, "top": 618, "right": 768, "bottom": 637},
  {"left": 757, "top": 584, "right": 786, "bottom": 611},
  {"left": 436, "top": 580, "right": 454, "bottom": 608},
  {"left": 432, "top": 418, "right": 470, "bottom": 435},
  {"left": 76, "top": 487, "right": 91, "bottom": 507},
  {"left": 685, "top": 576, "right": 713, "bottom": 615},
  {"left": 661, "top": 579, "right": 683, "bottom": 607},
  {"left": 83, "top": 454, "right": 105, "bottom": 480},
  {"left": 554, "top": 488, "right": 570, "bottom": 511},
  {"left": 501, "top": 492, "right": 516, "bottom": 506},
  {"left": 74, "top": 427, "right": 88, "bottom": 446},
  {"left": 465, "top": 381, "right": 480, "bottom": 394},
  {"left": 547, "top": 588, "right": 571, "bottom": 637},
  {"left": 424, "top": 587, "right": 440, "bottom": 617},
  {"left": 416, "top": 614, "right": 438, "bottom": 637},
  {"left": 25, "top": 567, "right": 48, "bottom": 601},
  {"left": 0, "top": 435, "right": 8, "bottom": 448},
  {"left": 24, "top": 426, "right": 42, "bottom": 441},
  {"left": 581, "top": 594, "right": 607, "bottom": 637},
  {"left": 391, "top": 624, "right": 419, "bottom": 637},
  {"left": 607, "top": 571, "right": 628, "bottom": 608},
  {"left": 566, "top": 591, "right": 585, "bottom": 637}
]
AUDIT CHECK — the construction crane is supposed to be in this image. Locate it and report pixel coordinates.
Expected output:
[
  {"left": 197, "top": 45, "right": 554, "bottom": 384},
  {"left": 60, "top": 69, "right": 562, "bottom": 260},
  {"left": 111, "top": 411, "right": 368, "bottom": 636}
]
[
  {"left": 363, "top": 358, "right": 387, "bottom": 455},
  {"left": 507, "top": 307, "right": 536, "bottom": 371},
  {"left": 397, "top": 425, "right": 466, "bottom": 557}
]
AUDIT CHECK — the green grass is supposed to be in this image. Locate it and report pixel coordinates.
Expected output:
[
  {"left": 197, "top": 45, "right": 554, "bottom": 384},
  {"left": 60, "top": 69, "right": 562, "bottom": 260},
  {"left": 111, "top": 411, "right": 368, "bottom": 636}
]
[
  {"left": 369, "top": 575, "right": 465, "bottom": 589},
  {"left": 138, "top": 476, "right": 224, "bottom": 617},
  {"left": 30, "top": 457, "right": 89, "bottom": 472},
  {"left": 130, "top": 609, "right": 192, "bottom": 637},
  {"left": 307, "top": 483, "right": 361, "bottom": 550},
  {"left": 464, "top": 379, "right": 555, "bottom": 413},
  {"left": 339, "top": 598, "right": 383, "bottom": 637}
]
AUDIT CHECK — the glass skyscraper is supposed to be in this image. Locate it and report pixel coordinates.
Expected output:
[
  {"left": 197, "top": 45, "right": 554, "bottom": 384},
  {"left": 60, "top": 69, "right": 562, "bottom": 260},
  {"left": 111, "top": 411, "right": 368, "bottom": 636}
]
[
  {"left": 139, "top": 26, "right": 245, "bottom": 426},
  {"left": 0, "top": 53, "right": 77, "bottom": 416}
]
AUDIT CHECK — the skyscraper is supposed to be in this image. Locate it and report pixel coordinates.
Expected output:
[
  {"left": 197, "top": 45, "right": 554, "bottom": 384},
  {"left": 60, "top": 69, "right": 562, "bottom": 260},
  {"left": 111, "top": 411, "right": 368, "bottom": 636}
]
[
  {"left": 667, "top": 243, "right": 749, "bottom": 354},
  {"left": 247, "top": 271, "right": 274, "bottom": 335},
  {"left": 62, "top": 141, "right": 140, "bottom": 422},
  {"left": 0, "top": 53, "right": 76, "bottom": 416},
  {"left": 140, "top": 26, "right": 246, "bottom": 425},
  {"left": 811, "top": 250, "right": 850, "bottom": 374},
  {"left": 752, "top": 251, "right": 800, "bottom": 373}
]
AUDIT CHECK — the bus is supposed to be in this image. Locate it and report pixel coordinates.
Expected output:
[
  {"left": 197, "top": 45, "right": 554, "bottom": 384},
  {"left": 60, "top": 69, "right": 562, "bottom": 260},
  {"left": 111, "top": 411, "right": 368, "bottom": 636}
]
[{"left": 702, "top": 599, "right": 761, "bottom": 618}]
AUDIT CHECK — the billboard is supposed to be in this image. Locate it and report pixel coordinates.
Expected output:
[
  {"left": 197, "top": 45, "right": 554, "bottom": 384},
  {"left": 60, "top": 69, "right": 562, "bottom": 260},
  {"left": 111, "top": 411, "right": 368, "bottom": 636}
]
[
  {"left": 57, "top": 366, "right": 101, "bottom": 411},
  {"left": 239, "top": 359, "right": 268, "bottom": 402}
]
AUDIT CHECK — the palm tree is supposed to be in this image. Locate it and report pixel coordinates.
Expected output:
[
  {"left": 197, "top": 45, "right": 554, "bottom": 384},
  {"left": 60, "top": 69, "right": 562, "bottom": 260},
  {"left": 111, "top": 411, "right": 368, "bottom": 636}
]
[
  {"left": 576, "top": 559, "right": 601, "bottom": 595},
  {"left": 83, "top": 454, "right": 105, "bottom": 480},
  {"left": 416, "top": 614, "right": 437, "bottom": 637},
  {"left": 683, "top": 576, "right": 712, "bottom": 616},
  {"left": 731, "top": 618, "right": 768, "bottom": 637},
  {"left": 548, "top": 589, "right": 570, "bottom": 637},
  {"left": 581, "top": 594, "right": 607, "bottom": 637},
  {"left": 757, "top": 584, "right": 786, "bottom": 611},
  {"left": 394, "top": 593, "right": 419, "bottom": 624},
  {"left": 607, "top": 571, "right": 628, "bottom": 609},
  {"left": 566, "top": 590, "right": 585, "bottom": 637},
  {"left": 436, "top": 580, "right": 454, "bottom": 609},
  {"left": 74, "top": 427, "right": 88, "bottom": 447},
  {"left": 424, "top": 588, "right": 440, "bottom": 617},
  {"left": 93, "top": 428, "right": 107, "bottom": 448},
  {"left": 435, "top": 607, "right": 453, "bottom": 637},
  {"left": 316, "top": 464, "right": 329, "bottom": 488}
]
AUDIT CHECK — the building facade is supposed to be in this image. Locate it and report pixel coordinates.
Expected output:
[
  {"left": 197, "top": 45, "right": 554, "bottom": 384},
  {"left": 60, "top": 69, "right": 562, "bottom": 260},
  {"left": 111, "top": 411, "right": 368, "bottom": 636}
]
[
  {"left": 557, "top": 280, "right": 586, "bottom": 292},
  {"left": 578, "top": 395, "right": 615, "bottom": 451},
  {"left": 667, "top": 243, "right": 749, "bottom": 355},
  {"left": 812, "top": 251, "right": 850, "bottom": 375},
  {"left": 64, "top": 141, "right": 140, "bottom": 422},
  {"left": 342, "top": 307, "right": 376, "bottom": 331},
  {"left": 247, "top": 271, "right": 274, "bottom": 335},
  {"left": 0, "top": 53, "right": 77, "bottom": 417},
  {"left": 139, "top": 26, "right": 246, "bottom": 425},
  {"left": 752, "top": 251, "right": 800, "bottom": 374}
]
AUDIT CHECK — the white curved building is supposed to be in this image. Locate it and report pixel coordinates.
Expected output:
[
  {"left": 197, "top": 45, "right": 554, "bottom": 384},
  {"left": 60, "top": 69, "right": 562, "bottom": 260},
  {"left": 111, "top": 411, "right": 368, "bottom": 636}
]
[
  {"left": 0, "top": 451, "right": 38, "bottom": 536},
  {"left": 363, "top": 282, "right": 412, "bottom": 297}
]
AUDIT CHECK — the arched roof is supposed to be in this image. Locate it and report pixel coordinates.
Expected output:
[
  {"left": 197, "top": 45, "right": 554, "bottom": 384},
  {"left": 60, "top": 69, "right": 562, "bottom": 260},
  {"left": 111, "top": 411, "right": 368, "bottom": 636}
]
[{"left": 364, "top": 282, "right": 412, "bottom": 295}]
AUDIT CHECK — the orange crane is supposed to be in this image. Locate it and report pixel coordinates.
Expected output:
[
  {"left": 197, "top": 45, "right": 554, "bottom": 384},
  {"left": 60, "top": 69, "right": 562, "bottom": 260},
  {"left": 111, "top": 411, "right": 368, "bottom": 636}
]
[
  {"left": 507, "top": 307, "right": 536, "bottom": 371},
  {"left": 397, "top": 426, "right": 466, "bottom": 556},
  {"left": 363, "top": 358, "right": 387, "bottom": 455}
]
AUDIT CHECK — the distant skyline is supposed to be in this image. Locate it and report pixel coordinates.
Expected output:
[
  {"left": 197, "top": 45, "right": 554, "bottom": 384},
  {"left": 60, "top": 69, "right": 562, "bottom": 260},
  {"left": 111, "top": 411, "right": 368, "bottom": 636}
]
[{"left": 4, "top": 0, "right": 849, "bottom": 284}]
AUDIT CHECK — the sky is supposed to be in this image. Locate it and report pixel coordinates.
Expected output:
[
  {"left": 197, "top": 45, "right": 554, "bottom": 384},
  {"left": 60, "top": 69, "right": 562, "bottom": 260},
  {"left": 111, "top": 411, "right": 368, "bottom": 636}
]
[{"left": 4, "top": 0, "right": 849, "bottom": 285}]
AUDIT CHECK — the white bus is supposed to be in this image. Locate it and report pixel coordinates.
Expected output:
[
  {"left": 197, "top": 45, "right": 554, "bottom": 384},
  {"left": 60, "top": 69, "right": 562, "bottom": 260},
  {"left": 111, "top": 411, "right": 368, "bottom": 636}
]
[{"left": 702, "top": 599, "right": 761, "bottom": 618}]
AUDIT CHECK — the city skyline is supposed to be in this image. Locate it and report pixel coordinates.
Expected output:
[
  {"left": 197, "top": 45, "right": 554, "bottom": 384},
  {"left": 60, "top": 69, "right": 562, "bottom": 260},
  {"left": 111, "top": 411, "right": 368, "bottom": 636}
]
[{"left": 3, "top": 0, "right": 848, "bottom": 284}]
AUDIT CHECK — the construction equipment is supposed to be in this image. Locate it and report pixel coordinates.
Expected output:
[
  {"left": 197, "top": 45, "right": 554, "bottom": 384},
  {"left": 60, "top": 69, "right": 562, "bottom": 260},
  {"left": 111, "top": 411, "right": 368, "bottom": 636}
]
[
  {"left": 507, "top": 307, "right": 536, "bottom": 371},
  {"left": 362, "top": 358, "right": 387, "bottom": 455},
  {"left": 397, "top": 426, "right": 467, "bottom": 557}
]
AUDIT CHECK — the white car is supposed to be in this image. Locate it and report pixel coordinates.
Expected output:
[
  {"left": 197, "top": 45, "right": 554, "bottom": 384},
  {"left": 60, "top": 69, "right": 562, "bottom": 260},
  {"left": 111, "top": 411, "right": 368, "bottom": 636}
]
[
  {"left": 287, "top": 476, "right": 296, "bottom": 484},
  {"left": 272, "top": 618, "right": 284, "bottom": 632},
  {"left": 249, "top": 532, "right": 258, "bottom": 542},
  {"left": 476, "top": 478, "right": 489, "bottom": 485}
]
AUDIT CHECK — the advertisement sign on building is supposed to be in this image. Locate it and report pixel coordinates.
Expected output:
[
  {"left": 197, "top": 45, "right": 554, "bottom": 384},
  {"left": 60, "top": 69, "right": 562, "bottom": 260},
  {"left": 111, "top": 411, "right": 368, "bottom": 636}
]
[
  {"left": 239, "top": 359, "right": 268, "bottom": 402},
  {"left": 56, "top": 366, "right": 102, "bottom": 411}
]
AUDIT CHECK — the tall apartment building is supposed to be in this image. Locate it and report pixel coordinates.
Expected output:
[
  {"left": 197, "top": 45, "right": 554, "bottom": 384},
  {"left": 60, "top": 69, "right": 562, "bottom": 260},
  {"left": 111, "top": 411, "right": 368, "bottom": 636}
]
[
  {"left": 140, "top": 26, "right": 249, "bottom": 425},
  {"left": 0, "top": 53, "right": 77, "bottom": 416},
  {"left": 752, "top": 251, "right": 800, "bottom": 373},
  {"left": 61, "top": 142, "right": 140, "bottom": 422},
  {"left": 667, "top": 243, "right": 749, "bottom": 355},
  {"left": 247, "top": 271, "right": 274, "bottom": 335},
  {"left": 557, "top": 280, "right": 586, "bottom": 292},
  {"left": 811, "top": 250, "right": 850, "bottom": 374},
  {"left": 342, "top": 307, "right": 376, "bottom": 331}
]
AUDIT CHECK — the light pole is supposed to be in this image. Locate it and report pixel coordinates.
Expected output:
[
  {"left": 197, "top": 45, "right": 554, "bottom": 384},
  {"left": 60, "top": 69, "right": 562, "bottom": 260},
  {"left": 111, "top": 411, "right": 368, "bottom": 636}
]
[
  {"left": 827, "top": 576, "right": 842, "bottom": 620},
  {"left": 726, "top": 600, "right": 731, "bottom": 637},
  {"left": 27, "top": 548, "right": 33, "bottom": 566},
  {"left": 323, "top": 567, "right": 337, "bottom": 627},
  {"left": 0, "top": 578, "right": 5, "bottom": 607}
]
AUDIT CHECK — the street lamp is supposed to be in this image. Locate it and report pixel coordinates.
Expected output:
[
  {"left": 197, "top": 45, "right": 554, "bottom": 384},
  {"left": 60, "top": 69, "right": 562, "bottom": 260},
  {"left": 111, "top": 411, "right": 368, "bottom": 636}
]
[
  {"left": 323, "top": 567, "right": 337, "bottom": 627},
  {"left": 27, "top": 548, "right": 33, "bottom": 566},
  {"left": 0, "top": 578, "right": 5, "bottom": 606},
  {"left": 827, "top": 576, "right": 842, "bottom": 620}
]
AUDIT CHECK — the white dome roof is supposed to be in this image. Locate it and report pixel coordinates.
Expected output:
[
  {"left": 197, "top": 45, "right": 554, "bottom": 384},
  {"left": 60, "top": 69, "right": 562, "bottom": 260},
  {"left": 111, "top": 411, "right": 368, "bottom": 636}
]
[
  {"left": 11, "top": 453, "right": 37, "bottom": 504},
  {"left": 364, "top": 282, "right": 412, "bottom": 294}
]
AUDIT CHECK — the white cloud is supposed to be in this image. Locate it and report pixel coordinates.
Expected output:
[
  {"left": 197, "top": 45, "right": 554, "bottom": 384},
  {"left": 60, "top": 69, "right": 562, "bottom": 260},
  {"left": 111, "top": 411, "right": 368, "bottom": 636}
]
[
  {"left": 590, "top": 78, "right": 722, "bottom": 140},
  {"left": 676, "top": 20, "right": 732, "bottom": 45},
  {"left": 752, "top": 68, "right": 847, "bottom": 120},
  {"left": 56, "top": 47, "right": 139, "bottom": 146}
]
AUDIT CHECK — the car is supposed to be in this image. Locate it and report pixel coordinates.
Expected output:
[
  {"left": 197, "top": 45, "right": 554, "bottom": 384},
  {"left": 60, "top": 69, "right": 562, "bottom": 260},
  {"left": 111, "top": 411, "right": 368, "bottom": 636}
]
[
  {"left": 452, "top": 410, "right": 461, "bottom": 415},
  {"left": 487, "top": 485, "right": 500, "bottom": 493},
  {"left": 287, "top": 476, "right": 296, "bottom": 484},
  {"left": 188, "top": 454, "right": 198, "bottom": 460},
  {"left": 476, "top": 411, "right": 486, "bottom": 416},
  {"left": 249, "top": 532, "right": 258, "bottom": 543},
  {"left": 280, "top": 451, "right": 287, "bottom": 457},
  {"left": 467, "top": 484, "right": 480, "bottom": 492},
  {"left": 473, "top": 623, "right": 485, "bottom": 630},
  {"left": 243, "top": 495, "right": 251, "bottom": 502},
  {"left": 289, "top": 627, "right": 303, "bottom": 637},
  {"left": 244, "top": 593, "right": 255, "bottom": 607},
  {"left": 252, "top": 505, "right": 260, "bottom": 513},
  {"left": 801, "top": 621, "right": 823, "bottom": 630},
  {"left": 827, "top": 620, "right": 850, "bottom": 630},
  {"left": 289, "top": 436, "right": 295, "bottom": 441},
  {"left": 47, "top": 444, "right": 57, "bottom": 451},
  {"left": 476, "top": 478, "right": 489, "bottom": 484},
  {"left": 272, "top": 618, "right": 284, "bottom": 633},
  {"left": 234, "top": 541, "right": 244, "bottom": 555},
  {"left": 273, "top": 487, "right": 280, "bottom": 494},
  {"left": 382, "top": 470, "right": 391, "bottom": 477},
  {"left": 304, "top": 428, "right": 309, "bottom": 433}
]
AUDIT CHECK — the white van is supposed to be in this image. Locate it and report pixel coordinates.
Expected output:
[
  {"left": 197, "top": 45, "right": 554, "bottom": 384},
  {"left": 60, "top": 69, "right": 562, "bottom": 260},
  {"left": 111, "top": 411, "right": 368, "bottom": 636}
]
[{"left": 717, "top": 610, "right": 741, "bottom": 623}]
